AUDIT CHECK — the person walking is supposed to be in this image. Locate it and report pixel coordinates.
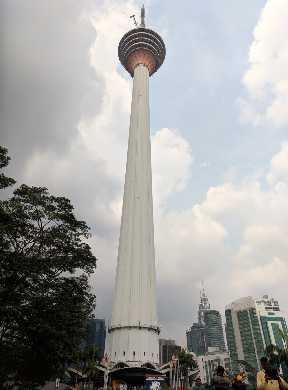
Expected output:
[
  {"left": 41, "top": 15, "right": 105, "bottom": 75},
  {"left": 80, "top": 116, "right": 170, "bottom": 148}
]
[{"left": 257, "top": 357, "right": 288, "bottom": 390}]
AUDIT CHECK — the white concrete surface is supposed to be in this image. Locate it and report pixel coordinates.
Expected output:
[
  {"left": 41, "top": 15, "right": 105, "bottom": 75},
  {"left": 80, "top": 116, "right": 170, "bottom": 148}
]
[{"left": 109, "top": 64, "right": 159, "bottom": 365}]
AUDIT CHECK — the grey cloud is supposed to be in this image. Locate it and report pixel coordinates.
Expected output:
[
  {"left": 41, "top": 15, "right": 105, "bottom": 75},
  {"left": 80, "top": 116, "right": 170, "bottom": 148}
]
[
  {"left": 0, "top": 0, "right": 123, "bottom": 253},
  {"left": 0, "top": 0, "right": 103, "bottom": 178},
  {"left": 0, "top": 0, "right": 123, "bottom": 237}
]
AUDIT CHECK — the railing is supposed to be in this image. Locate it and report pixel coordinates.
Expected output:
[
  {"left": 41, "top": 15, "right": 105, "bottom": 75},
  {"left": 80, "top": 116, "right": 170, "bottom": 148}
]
[{"left": 108, "top": 323, "right": 160, "bottom": 334}]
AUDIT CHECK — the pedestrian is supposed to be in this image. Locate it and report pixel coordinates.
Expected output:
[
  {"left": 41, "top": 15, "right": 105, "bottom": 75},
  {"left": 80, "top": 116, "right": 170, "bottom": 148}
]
[
  {"left": 257, "top": 357, "right": 288, "bottom": 390},
  {"left": 212, "top": 366, "right": 231, "bottom": 390}
]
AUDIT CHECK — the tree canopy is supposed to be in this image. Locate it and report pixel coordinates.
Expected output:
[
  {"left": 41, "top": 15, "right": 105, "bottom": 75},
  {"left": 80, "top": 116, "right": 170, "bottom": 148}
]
[
  {"left": 176, "top": 349, "right": 198, "bottom": 390},
  {"left": 265, "top": 329, "right": 288, "bottom": 379},
  {"left": 0, "top": 146, "right": 97, "bottom": 388},
  {"left": 0, "top": 146, "right": 16, "bottom": 190},
  {"left": 177, "top": 349, "right": 198, "bottom": 371}
]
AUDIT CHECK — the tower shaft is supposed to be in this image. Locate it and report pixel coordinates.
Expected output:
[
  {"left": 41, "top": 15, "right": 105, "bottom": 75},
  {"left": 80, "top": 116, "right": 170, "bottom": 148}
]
[
  {"left": 109, "top": 64, "right": 159, "bottom": 365},
  {"left": 109, "top": 8, "right": 165, "bottom": 368}
]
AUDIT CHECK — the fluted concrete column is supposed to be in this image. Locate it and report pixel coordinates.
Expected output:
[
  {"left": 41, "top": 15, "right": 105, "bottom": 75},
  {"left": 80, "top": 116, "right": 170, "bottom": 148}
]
[{"left": 109, "top": 64, "right": 159, "bottom": 365}]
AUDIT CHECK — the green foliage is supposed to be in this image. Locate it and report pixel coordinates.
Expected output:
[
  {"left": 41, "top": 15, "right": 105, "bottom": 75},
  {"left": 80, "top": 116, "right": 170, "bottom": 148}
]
[
  {"left": 177, "top": 349, "right": 198, "bottom": 390},
  {"left": 177, "top": 349, "right": 198, "bottom": 371},
  {"left": 0, "top": 148, "right": 97, "bottom": 388},
  {"left": 0, "top": 146, "right": 16, "bottom": 189},
  {"left": 79, "top": 346, "right": 100, "bottom": 380},
  {"left": 265, "top": 330, "right": 288, "bottom": 379}
]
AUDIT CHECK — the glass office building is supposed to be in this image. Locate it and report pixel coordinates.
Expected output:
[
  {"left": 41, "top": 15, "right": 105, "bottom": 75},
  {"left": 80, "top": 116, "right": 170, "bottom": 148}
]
[
  {"left": 187, "top": 287, "right": 226, "bottom": 355},
  {"left": 225, "top": 297, "right": 265, "bottom": 371}
]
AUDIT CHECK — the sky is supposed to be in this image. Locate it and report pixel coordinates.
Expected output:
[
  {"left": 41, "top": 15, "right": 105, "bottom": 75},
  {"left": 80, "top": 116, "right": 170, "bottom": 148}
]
[{"left": 1, "top": 0, "right": 288, "bottom": 346}]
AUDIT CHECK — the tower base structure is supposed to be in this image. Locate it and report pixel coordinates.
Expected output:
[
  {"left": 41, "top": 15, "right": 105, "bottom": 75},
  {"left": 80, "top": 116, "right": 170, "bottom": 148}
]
[
  {"left": 108, "top": 324, "right": 160, "bottom": 367},
  {"left": 110, "top": 366, "right": 166, "bottom": 387}
]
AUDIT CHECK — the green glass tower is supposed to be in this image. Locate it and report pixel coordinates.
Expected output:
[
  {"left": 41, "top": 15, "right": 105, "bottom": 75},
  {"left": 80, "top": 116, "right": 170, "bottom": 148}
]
[
  {"left": 256, "top": 295, "right": 288, "bottom": 350},
  {"left": 187, "top": 286, "right": 226, "bottom": 354},
  {"left": 203, "top": 310, "right": 226, "bottom": 352},
  {"left": 225, "top": 297, "right": 265, "bottom": 371}
]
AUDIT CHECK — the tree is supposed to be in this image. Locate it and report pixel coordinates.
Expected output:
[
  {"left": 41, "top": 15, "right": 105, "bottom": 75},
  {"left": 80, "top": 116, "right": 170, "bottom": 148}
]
[
  {"left": 0, "top": 147, "right": 97, "bottom": 388},
  {"left": 76, "top": 346, "right": 100, "bottom": 385},
  {"left": 265, "top": 330, "right": 288, "bottom": 380},
  {"left": 177, "top": 349, "right": 198, "bottom": 390},
  {"left": 0, "top": 146, "right": 16, "bottom": 189}
]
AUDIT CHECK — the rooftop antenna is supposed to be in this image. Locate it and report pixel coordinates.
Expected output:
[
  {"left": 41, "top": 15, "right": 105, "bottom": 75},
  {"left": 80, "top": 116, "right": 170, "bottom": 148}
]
[
  {"left": 130, "top": 14, "right": 138, "bottom": 27},
  {"left": 140, "top": 5, "right": 145, "bottom": 27},
  {"left": 201, "top": 280, "right": 205, "bottom": 296}
]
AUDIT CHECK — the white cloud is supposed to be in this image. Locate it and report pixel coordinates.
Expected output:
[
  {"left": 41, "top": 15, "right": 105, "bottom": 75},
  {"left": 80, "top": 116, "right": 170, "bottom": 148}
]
[
  {"left": 231, "top": 257, "right": 288, "bottom": 290},
  {"left": 78, "top": 1, "right": 135, "bottom": 179},
  {"left": 240, "top": 0, "right": 288, "bottom": 127},
  {"left": 152, "top": 128, "right": 193, "bottom": 209},
  {"left": 267, "top": 143, "right": 288, "bottom": 185},
  {"left": 154, "top": 142, "right": 288, "bottom": 340},
  {"left": 156, "top": 206, "right": 228, "bottom": 285}
]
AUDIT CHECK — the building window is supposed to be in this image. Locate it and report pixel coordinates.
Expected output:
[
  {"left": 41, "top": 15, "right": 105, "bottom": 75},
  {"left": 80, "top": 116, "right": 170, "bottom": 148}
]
[
  {"left": 152, "top": 353, "right": 154, "bottom": 357},
  {"left": 115, "top": 352, "right": 116, "bottom": 357},
  {"left": 123, "top": 351, "right": 125, "bottom": 356},
  {"left": 133, "top": 351, "right": 135, "bottom": 358},
  {"left": 144, "top": 352, "right": 146, "bottom": 356}
]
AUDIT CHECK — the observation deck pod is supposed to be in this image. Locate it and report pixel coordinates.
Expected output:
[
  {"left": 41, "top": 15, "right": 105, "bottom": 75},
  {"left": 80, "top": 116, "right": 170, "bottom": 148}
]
[{"left": 118, "top": 27, "right": 166, "bottom": 76}]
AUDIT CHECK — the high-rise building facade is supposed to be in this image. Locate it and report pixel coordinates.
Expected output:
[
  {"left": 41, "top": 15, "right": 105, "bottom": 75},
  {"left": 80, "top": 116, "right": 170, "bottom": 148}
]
[
  {"left": 84, "top": 319, "right": 106, "bottom": 358},
  {"left": 203, "top": 310, "right": 226, "bottom": 352},
  {"left": 255, "top": 295, "right": 288, "bottom": 351},
  {"left": 225, "top": 297, "right": 265, "bottom": 371},
  {"left": 187, "top": 323, "right": 207, "bottom": 356},
  {"left": 108, "top": 7, "right": 165, "bottom": 366},
  {"left": 159, "top": 339, "right": 181, "bottom": 366},
  {"left": 187, "top": 287, "right": 226, "bottom": 355},
  {"left": 198, "top": 287, "right": 211, "bottom": 325}
]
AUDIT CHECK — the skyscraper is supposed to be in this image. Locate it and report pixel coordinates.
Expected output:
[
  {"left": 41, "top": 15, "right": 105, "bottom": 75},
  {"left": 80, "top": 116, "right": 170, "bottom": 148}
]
[
  {"left": 159, "top": 339, "right": 181, "bottom": 366},
  {"left": 255, "top": 295, "right": 288, "bottom": 350},
  {"left": 108, "top": 7, "right": 165, "bottom": 366},
  {"left": 203, "top": 310, "right": 226, "bottom": 352},
  {"left": 187, "top": 287, "right": 226, "bottom": 355},
  {"left": 198, "top": 285, "right": 211, "bottom": 325},
  {"left": 225, "top": 297, "right": 265, "bottom": 371},
  {"left": 85, "top": 319, "right": 106, "bottom": 359},
  {"left": 187, "top": 323, "right": 207, "bottom": 355}
]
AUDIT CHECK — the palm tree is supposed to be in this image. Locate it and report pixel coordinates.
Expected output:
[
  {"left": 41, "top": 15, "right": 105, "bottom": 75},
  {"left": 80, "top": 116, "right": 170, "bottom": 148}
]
[{"left": 177, "top": 349, "right": 198, "bottom": 390}]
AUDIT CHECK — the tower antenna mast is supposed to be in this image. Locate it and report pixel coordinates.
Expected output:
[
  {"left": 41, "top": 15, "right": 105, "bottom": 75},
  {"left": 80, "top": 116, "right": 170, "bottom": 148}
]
[{"left": 140, "top": 5, "right": 145, "bottom": 27}]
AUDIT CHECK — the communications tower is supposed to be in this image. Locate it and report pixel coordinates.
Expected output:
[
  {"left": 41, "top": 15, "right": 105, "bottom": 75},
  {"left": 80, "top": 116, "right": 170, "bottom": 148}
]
[{"left": 108, "top": 6, "right": 166, "bottom": 367}]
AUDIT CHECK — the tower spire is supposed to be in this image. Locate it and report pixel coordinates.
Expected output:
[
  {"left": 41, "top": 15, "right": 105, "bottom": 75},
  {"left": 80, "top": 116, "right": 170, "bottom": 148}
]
[
  {"left": 140, "top": 5, "right": 145, "bottom": 27},
  {"left": 200, "top": 281, "right": 210, "bottom": 308},
  {"left": 198, "top": 281, "right": 211, "bottom": 325}
]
